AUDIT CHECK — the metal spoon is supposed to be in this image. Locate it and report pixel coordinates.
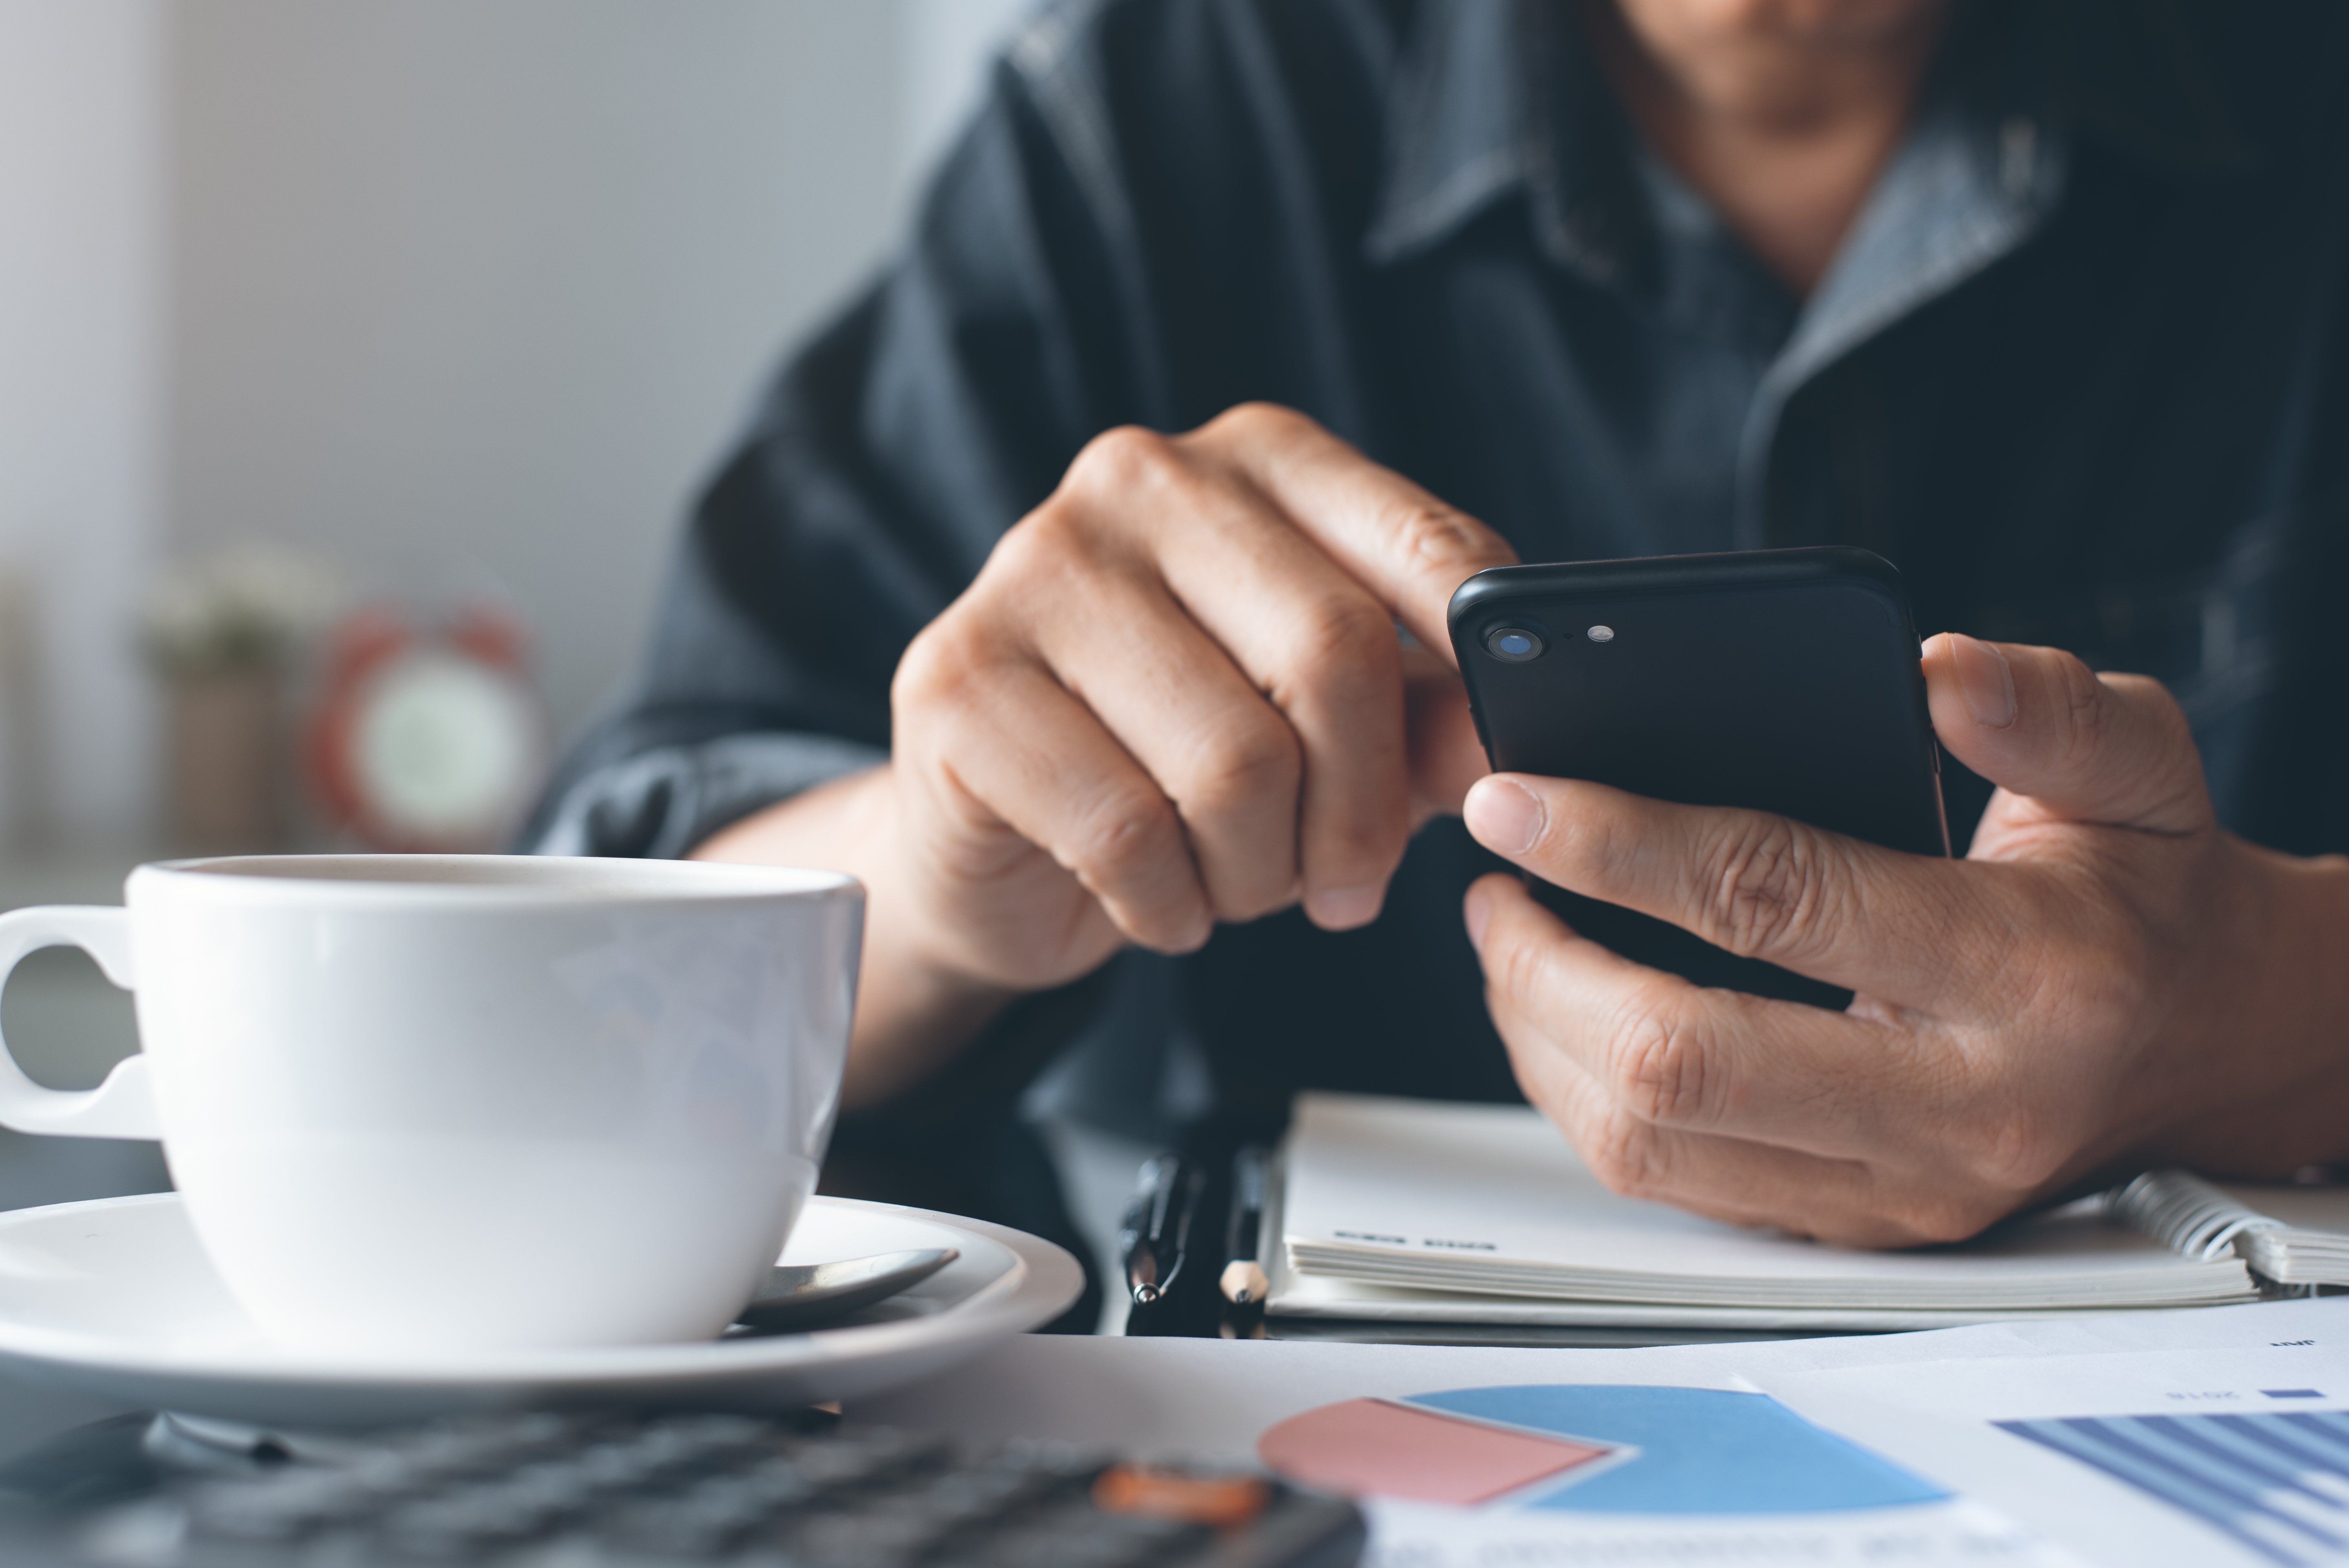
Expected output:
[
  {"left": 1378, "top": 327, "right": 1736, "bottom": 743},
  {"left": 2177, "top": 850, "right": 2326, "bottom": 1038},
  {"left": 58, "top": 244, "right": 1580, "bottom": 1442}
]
[{"left": 731, "top": 1248, "right": 959, "bottom": 1334}]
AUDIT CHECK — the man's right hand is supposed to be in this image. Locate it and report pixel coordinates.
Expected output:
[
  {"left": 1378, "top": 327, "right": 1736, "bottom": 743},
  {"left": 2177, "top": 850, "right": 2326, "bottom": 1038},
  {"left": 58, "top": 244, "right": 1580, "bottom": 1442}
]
[{"left": 696, "top": 404, "right": 1514, "bottom": 1102}]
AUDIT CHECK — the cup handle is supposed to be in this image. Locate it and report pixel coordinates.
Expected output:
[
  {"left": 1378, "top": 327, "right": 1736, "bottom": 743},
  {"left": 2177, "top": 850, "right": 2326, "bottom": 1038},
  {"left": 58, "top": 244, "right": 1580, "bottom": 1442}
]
[{"left": 0, "top": 906, "right": 159, "bottom": 1140}]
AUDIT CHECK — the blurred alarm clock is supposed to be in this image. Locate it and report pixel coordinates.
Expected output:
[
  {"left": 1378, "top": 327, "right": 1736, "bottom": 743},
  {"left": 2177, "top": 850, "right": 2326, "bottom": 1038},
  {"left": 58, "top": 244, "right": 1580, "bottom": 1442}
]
[{"left": 309, "top": 604, "right": 547, "bottom": 852}]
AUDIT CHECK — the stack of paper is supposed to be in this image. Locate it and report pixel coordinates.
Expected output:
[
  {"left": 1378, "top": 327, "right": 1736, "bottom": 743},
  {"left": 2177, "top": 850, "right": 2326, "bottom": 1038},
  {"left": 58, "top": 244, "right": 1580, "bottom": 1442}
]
[{"left": 1271, "top": 1093, "right": 2261, "bottom": 1330}]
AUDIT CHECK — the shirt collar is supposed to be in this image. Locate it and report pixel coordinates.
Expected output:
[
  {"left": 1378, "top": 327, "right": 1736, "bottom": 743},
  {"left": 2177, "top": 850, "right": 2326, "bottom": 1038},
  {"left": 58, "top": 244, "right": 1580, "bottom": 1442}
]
[
  {"left": 1363, "top": 0, "right": 2256, "bottom": 279},
  {"left": 1365, "top": 0, "right": 1632, "bottom": 277}
]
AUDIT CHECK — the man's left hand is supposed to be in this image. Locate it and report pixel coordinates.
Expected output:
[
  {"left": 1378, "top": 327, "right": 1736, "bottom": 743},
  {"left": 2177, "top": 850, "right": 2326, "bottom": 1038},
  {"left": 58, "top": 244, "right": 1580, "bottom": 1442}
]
[{"left": 1461, "top": 632, "right": 2349, "bottom": 1247}]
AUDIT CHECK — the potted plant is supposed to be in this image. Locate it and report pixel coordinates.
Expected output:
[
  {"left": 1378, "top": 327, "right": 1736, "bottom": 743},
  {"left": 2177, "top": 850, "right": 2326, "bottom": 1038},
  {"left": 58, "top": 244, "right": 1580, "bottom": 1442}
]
[{"left": 139, "top": 547, "right": 341, "bottom": 853}]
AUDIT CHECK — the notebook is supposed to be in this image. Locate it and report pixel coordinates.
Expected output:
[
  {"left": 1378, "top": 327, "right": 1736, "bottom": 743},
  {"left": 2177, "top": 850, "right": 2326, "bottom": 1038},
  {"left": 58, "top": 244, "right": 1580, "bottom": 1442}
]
[
  {"left": 1267, "top": 1093, "right": 2349, "bottom": 1331},
  {"left": 2108, "top": 1170, "right": 2349, "bottom": 1287}
]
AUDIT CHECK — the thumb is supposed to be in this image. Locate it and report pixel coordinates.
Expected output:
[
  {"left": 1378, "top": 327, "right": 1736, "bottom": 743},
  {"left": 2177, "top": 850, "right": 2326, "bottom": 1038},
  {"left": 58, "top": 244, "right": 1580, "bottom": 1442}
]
[{"left": 1922, "top": 633, "right": 2210, "bottom": 835}]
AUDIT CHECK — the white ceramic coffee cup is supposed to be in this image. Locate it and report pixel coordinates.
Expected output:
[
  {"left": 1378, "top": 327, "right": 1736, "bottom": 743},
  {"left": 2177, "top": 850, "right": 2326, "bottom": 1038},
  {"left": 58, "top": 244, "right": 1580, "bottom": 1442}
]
[{"left": 0, "top": 855, "right": 863, "bottom": 1357}]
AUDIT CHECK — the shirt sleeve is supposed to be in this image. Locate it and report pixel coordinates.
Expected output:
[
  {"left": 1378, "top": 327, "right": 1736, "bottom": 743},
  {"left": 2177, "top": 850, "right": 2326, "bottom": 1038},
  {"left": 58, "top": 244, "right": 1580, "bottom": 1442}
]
[{"left": 520, "top": 20, "right": 1164, "bottom": 857}]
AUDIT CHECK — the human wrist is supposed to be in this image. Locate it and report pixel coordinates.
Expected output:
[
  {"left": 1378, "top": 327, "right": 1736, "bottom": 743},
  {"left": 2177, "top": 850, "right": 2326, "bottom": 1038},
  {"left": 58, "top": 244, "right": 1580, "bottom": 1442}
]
[
  {"left": 2147, "top": 840, "right": 2349, "bottom": 1174},
  {"left": 689, "top": 766, "right": 1019, "bottom": 1100},
  {"left": 2247, "top": 846, "right": 2349, "bottom": 1154},
  {"left": 832, "top": 780, "right": 1027, "bottom": 1107},
  {"left": 841, "top": 912, "right": 1018, "bottom": 1108}
]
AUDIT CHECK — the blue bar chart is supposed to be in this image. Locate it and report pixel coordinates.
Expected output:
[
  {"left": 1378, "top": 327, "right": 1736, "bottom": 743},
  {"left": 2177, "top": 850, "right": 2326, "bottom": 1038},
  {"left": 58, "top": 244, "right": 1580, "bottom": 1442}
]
[{"left": 2000, "top": 1410, "right": 2349, "bottom": 1566}]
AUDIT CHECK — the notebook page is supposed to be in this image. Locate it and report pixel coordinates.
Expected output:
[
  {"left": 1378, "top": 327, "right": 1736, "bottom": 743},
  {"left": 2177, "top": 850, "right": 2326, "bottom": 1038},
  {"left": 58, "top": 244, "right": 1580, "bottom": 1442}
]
[{"left": 1282, "top": 1093, "right": 2252, "bottom": 1308}]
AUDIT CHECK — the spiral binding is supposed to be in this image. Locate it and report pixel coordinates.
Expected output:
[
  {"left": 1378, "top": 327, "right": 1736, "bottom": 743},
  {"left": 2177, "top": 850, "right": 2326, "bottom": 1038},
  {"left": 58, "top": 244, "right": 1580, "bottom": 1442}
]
[
  {"left": 2109, "top": 1170, "right": 2349, "bottom": 1289},
  {"left": 2108, "top": 1172, "right": 2274, "bottom": 1262}
]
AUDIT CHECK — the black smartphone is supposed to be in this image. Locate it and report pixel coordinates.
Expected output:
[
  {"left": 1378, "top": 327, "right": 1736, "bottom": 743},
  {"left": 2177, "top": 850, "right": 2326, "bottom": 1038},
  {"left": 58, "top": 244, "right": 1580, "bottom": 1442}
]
[{"left": 1447, "top": 547, "right": 1949, "bottom": 1009}]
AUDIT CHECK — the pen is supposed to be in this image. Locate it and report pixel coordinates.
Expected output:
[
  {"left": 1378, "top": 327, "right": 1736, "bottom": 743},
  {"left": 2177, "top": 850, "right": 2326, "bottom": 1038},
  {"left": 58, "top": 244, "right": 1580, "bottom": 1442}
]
[
  {"left": 1220, "top": 1144, "right": 1270, "bottom": 1306},
  {"left": 1119, "top": 1154, "right": 1205, "bottom": 1307}
]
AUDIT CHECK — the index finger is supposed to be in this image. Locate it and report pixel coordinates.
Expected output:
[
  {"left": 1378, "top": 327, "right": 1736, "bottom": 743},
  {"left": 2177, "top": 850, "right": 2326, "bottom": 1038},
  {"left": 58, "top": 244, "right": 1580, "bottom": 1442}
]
[
  {"left": 1191, "top": 404, "right": 1517, "bottom": 659},
  {"left": 1463, "top": 771, "right": 1999, "bottom": 1005},
  {"left": 1467, "top": 871, "right": 1931, "bottom": 1165}
]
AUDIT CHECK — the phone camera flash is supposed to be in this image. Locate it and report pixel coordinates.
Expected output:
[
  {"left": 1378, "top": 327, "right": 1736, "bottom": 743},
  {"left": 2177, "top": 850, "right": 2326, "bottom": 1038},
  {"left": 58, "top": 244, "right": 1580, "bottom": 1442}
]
[{"left": 1586, "top": 625, "right": 1616, "bottom": 643}]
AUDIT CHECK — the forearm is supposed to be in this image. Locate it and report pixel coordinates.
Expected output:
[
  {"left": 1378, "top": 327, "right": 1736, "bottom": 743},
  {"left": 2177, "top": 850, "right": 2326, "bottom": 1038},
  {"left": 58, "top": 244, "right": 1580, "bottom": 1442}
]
[{"left": 692, "top": 766, "right": 1015, "bottom": 1109}]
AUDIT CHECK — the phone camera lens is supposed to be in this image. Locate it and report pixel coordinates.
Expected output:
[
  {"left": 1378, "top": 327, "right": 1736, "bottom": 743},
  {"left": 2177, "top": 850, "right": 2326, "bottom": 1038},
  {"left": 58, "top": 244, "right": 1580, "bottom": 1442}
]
[
  {"left": 1586, "top": 625, "right": 1616, "bottom": 644},
  {"left": 1484, "top": 627, "right": 1545, "bottom": 663}
]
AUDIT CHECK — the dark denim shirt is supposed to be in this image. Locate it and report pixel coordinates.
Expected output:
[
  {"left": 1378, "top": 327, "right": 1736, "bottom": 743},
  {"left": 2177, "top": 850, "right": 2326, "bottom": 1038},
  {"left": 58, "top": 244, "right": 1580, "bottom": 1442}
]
[{"left": 530, "top": 0, "right": 2349, "bottom": 1175}]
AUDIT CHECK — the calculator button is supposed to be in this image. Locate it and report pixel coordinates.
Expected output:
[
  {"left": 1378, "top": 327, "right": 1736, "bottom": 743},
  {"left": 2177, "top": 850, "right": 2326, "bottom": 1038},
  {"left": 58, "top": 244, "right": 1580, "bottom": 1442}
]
[
  {"left": 498, "top": 1459, "right": 606, "bottom": 1510},
  {"left": 989, "top": 1439, "right": 1114, "bottom": 1481},
  {"left": 336, "top": 1451, "right": 436, "bottom": 1500},
  {"left": 390, "top": 1416, "right": 577, "bottom": 1477},
  {"left": 602, "top": 1491, "right": 773, "bottom": 1558},
  {"left": 182, "top": 1486, "right": 321, "bottom": 1544},
  {"left": 783, "top": 1510, "right": 954, "bottom": 1568},
  {"left": 572, "top": 1435, "right": 703, "bottom": 1490},
  {"left": 377, "top": 1488, "right": 569, "bottom": 1557},
  {"left": 644, "top": 1413, "right": 772, "bottom": 1449},
  {"left": 706, "top": 1457, "right": 820, "bottom": 1512},
  {"left": 1093, "top": 1465, "right": 1271, "bottom": 1527},
  {"left": 898, "top": 1468, "right": 1057, "bottom": 1525},
  {"left": 785, "top": 1432, "right": 951, "bottom": 1488},
  {"left": 974, "top": 1513, "right": 1204, "bottom": 1568}
]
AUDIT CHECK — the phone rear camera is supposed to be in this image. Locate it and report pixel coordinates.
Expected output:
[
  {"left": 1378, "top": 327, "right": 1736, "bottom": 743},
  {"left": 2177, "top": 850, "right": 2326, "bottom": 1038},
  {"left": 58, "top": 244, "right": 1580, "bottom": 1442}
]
[{"left": 1484, "top": 626, "right": 1545, "bottom": 663}]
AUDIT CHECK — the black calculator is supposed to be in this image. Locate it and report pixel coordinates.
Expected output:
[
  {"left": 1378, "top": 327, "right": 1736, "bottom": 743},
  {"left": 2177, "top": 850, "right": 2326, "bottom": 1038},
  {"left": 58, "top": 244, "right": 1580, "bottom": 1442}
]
[{"left": 0, "top": 1407, "right": 1365, "bottom": 1568}]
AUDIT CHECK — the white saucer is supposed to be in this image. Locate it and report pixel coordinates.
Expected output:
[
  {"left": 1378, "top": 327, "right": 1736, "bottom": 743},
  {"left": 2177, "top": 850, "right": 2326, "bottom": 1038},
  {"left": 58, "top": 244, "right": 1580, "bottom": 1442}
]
[{"left": 0, "top": 1193, "right": 1082, "bottom": 1428}]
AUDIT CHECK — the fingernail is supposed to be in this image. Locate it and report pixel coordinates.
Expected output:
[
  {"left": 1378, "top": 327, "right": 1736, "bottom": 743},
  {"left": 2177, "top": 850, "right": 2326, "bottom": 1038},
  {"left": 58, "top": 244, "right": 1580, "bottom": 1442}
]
[
  {"left": 1950, "top": 633, "right": 2017, "bottom": 729},
  {"left": 1305, "top": 884, "right": 1384, "bottom": 930},
  {"left": 1463, "top": 884, "right": 1493, "bottom": 950},
  {"left": 1463, "top": 777, "right": 1543, "bottom": 857}
]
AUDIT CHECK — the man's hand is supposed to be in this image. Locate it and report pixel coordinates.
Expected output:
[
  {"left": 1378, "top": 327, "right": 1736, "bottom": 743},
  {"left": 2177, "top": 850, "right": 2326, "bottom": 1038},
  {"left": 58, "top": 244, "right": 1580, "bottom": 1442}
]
[
  {"left": 702, "top": 405, "right": 1507, "bottom": 1102},
  {"left": 1461, "top": 632, "right": 2349, "bottom": 1247}
]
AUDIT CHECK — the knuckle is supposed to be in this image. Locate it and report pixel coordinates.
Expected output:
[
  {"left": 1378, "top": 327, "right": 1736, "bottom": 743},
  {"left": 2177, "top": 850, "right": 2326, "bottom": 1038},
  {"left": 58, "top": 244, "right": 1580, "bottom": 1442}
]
[
  {"left": 1951, "top": 1103, "right": 2070, "bottom": 1196},
  {"left": 1061, "top": 425, "right": 1185, "bottom": 514},
  {"left": 2148, "top": 695, "right": 2200, "bottom": 773},
  {"left": 1482, "top": 912, "right": 1554, "bottom": 1005},
  {"left": 1390, "top": 498, "right": 1500, "bottom": 575},
  {"left": 1071, "top": 423, "right": 1175, "bottom": 486},
  {"left": 1703, "top": 817, "right": 1834, "bottom": 961},
  {"left": 1288, "top": 590, "right": 1394, "bottom": 670},
  {"left": 1604, "top": 986, "right": 1716, "bottom": 1128},
  {"left": 890, "top": 616, "right": 985, "bottom": 714},
  {"left": 2047, "top": 651, "right": 2110, "bottom": 769},
  {"left": 2109, "top": 671, "right": 2201, "bottom": 768},
  {"left": 1578, "top": 1112, "right": 1670, "bottom": 1200},
  {"left": 1177, "top": 715, "right": 1301, "bottom": 821},
  {"left": 2101, "top": 668, "right": 2181, "bottom": 720},
  {"left": 1271, "top": 592, "right": 1400, "bottom": 710},
  {"left": 1066, "top": 787, "right": 1184, "bottom": 888},
  {"left": 987, "top": 491, "right": 1111, "bottom": 587},
  {"left": 1203, "top": 401, "right": 1312, "bottom": 443}
]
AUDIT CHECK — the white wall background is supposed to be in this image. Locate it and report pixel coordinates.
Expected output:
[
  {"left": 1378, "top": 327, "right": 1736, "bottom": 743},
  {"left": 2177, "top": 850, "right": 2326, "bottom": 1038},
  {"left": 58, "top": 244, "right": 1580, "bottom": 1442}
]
[
  {"left": 0, "top": 0, "right": 1037, "bottom": 846},
  {"left": 901, "top": 0, "right": 1036, "bottom": 188},
  {"left": 0, "top": 0, "right": 166, "bottom": 844}
]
